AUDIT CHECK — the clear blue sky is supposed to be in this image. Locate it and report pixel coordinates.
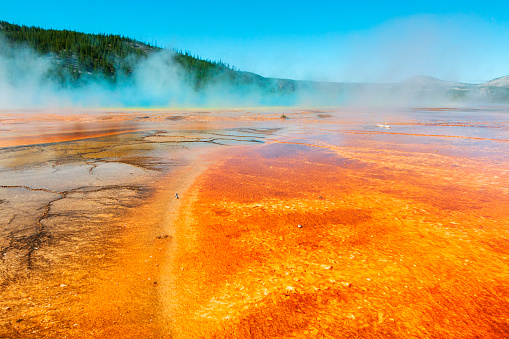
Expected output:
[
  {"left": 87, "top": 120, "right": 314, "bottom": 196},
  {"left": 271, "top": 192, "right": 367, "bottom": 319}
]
[{"left": 2, "top": 0, "right": 509, "bottom": 83}]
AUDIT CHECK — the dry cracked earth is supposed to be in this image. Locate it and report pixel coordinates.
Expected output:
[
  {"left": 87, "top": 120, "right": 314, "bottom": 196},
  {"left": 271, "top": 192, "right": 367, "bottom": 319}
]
[{"left": 0, "top": 111, "right": 277, "bottom": 337}]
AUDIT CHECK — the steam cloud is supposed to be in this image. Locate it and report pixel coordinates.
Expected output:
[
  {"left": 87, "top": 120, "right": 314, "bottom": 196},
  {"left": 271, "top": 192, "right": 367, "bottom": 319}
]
[
  {"left": 1, "top": 23, "right": 508, "bottom": 110},
  {"left": 0, "top": 37, "right": 303, "bottom": 109}
]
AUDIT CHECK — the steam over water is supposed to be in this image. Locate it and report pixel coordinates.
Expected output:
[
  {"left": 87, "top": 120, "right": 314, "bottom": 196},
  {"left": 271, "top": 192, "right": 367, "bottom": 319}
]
[{"left": 2, "top": 35, "right": 509, "bottom": 109}]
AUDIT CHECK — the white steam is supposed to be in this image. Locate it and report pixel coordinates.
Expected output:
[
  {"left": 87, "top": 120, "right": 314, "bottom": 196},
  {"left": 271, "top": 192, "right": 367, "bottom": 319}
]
[
  {"left": 0, "top": 37, "right": 301, "bottom": 108},
  {"left": 1, "top": 24, "right": 508, "bottom": 110},
  {"left": 0, "top": 39, "right": 70, "bottom": 107}
]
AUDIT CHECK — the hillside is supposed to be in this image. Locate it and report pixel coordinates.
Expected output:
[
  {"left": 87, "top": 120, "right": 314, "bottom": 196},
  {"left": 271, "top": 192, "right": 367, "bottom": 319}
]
[
  {"left": 0, "top": 21, "right": 274, "bottom": 91},
  {"left": 1, "top": 20, "right": 509, "bottom": 107},
  {"left": 481, "top": 76, "right": 509, "bottom": 88},
  {"left": 0, "top": 21, "right": 150, "bottom": 80}
]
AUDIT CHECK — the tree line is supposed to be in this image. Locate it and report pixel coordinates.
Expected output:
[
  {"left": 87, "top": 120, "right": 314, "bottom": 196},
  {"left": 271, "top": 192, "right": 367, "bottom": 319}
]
[{"left": 0, "top": 21, "right": 237, "bottom": 87}]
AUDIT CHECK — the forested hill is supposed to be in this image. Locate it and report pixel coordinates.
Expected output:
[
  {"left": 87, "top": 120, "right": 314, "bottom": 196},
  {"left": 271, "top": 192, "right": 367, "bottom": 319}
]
[
  {"left": 2, "top": 21, "right": 508, "bottom": 106},
  {"left": 0, "top": 21, "right": 285, "bottom": 91}
]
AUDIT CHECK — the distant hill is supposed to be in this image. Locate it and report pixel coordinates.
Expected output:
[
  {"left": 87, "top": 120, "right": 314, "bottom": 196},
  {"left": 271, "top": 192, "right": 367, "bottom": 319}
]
[
  {"left": 480, "top": 76, "right": 509, "bottom": 88},
  {"left": 399, "top": 76, "right": 464, "bottom": 88}
]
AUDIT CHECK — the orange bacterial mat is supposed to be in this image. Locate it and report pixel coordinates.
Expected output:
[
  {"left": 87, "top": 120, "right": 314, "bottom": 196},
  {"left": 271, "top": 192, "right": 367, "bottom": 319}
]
[{"left": 167, "top": 138, "right": 509, "bottom": 338}]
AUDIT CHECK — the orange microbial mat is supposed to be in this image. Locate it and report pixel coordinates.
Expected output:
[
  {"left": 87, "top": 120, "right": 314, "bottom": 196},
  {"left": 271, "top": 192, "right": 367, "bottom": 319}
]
[{"left": 1, "top": 108, "right": 508, "bottom": 338}]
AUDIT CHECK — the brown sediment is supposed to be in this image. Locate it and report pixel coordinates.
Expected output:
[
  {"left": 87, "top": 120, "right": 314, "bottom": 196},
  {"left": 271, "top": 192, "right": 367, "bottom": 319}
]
[
  {"left": 0, "top": 111, "right": 228, "bottom": 337},
  {"left": 0, "top": 127, "right": 145, "bottom": 148},
  {"left": 0, "top": 109, "right": 288, "bottom": 148},
  {"left": 165, "top": 140, "right": 509, "bottom": 338},
  {"left": 0, "top": 112, "right": 148, "bottom": 148},
  {"left": 0, "top": 146, "right": 216, "bottom": 338},
  {"left": 68, "top": 154, "right": 213, "bottom": 338}
]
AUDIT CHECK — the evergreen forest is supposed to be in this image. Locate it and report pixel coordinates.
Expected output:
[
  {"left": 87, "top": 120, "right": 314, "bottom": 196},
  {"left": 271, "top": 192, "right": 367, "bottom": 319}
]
[{"left": 0, "top": 21, "right": 272, "bottom": 90}]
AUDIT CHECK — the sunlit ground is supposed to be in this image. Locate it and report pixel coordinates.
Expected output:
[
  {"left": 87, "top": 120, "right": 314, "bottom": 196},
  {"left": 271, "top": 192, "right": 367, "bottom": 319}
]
[{"left": 1, "top": 107, "right": 508, "bottom": 338}]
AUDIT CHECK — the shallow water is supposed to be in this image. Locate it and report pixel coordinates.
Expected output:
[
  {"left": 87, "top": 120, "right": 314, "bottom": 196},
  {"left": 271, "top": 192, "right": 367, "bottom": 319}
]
[{"left": 0, "top": 107, "right": 508, "bottom": 337}]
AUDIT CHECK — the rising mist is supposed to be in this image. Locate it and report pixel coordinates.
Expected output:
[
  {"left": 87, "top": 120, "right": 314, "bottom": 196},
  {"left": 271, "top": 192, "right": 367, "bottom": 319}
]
[{"left": 1, "top": 30, "right": 508, "bottom": 109}]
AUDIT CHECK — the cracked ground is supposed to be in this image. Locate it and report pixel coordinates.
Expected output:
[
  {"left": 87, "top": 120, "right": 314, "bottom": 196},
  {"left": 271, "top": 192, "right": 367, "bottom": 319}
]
[{"left": 0, "top": 111, "right": 281, "bottom": 337}]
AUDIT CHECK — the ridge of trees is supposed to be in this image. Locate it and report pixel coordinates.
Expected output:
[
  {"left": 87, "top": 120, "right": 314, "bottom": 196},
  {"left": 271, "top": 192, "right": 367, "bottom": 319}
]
[{"left": 0, "top": 21, "right": 239, "bottom": 88}]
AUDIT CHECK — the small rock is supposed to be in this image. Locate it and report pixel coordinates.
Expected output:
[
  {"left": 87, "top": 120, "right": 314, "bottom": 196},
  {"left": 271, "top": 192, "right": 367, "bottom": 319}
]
[{"left": 297, "top": 224, "right": 303, "bottom": 228}]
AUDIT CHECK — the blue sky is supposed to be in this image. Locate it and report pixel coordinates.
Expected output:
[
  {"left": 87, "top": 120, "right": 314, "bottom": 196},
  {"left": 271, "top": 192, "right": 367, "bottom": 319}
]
[{"left": 1, "top": 0, "right": 509, "bottom": 83}]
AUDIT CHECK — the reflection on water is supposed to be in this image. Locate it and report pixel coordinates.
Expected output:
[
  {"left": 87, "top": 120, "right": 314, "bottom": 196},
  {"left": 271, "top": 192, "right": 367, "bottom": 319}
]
[{"left": 0, "top": 107, "right": 508, "bottom": 337}]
